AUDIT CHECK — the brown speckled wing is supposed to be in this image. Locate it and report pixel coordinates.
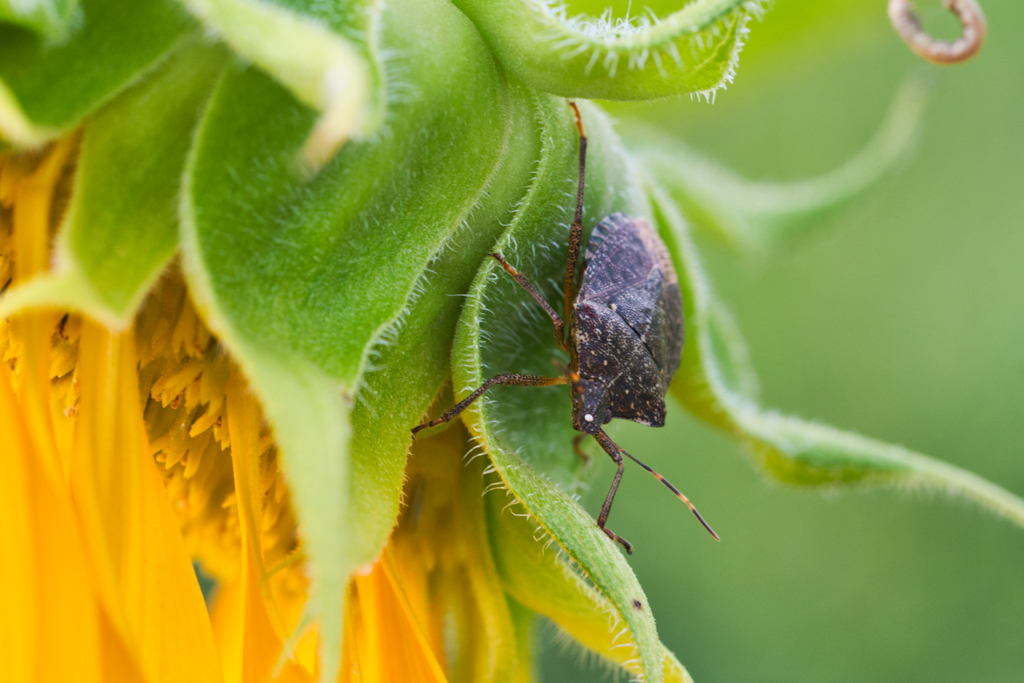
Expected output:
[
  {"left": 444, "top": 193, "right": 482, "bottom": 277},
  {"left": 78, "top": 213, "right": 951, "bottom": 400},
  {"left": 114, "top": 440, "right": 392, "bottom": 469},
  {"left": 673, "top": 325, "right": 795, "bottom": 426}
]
[{"left": 578, "top": 214, "right": 684, "bottom": 391}]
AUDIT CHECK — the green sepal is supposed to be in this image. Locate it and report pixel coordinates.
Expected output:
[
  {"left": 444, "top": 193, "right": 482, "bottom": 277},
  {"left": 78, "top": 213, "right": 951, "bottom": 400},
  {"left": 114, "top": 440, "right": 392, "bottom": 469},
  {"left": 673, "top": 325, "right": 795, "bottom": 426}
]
[
  {"left": 181, "top": 34, "right": 508, "bottom": 382},
  {"left": 0, "top": 0, "right": 78, "bottom": 41},
  {"left": 0, "top": 37, "right": 227, "bottom": 327},
  {"left": 350, "top": 84, "right": 540, "bottom": 572},
  {"left": 180, "top": 0, "right": 513, "bottom": 678},
  {"left": 178, "top": 0, "right": 386, "bottom": 173},
  {"left": 486, "top": 481, "right": 695, "bottom": 682},
  {"left": 452, "top": 0, "right": 763, "bottom": 101},
  {"left": 452, "top": 98, "right": 665, "bottom": 683},
  {"left": 0, "top": 0, "right": 194, "bottom": 147},
  {"left": 649, "top": 181, "right": 1024, "bottom": 526},
  {"left": 638, "top": 78, "right": 928, "bottom": 254}
]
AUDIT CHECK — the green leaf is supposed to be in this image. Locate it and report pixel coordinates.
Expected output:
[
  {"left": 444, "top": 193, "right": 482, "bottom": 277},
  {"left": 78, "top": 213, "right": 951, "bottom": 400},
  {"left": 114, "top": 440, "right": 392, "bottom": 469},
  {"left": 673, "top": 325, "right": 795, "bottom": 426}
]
[
  {"left": 180, "top": 0, "right": 512, "bottom": 678},
  {"left": 350, "top": 83, "right": 540, "bottom": 569},
  {"left": 179, "top": 0, "right": 386, "bottom": 173},
  {"left": 0, "top": 0, "right": 78, "bottom": 41},
  {"left": 486, "top": 482, "right": 694, "bottom": 682},
  {"left": 452, "top": 0, "right": 764, "bottom": 101},
  {"left": 637, "top": 78, "right": 928, "bottom": 254},
  {"left": 452, "top": 98, "right": 666, "bottom": 683},
  {"left": 0, "top": 37, "right": 227, "bottom": 326},
  {"left": 0, "top": 0, "right": 194, "bottom": 147},
  {"left": 647, "top": 180, "right": 1024, "bottom": 526}
]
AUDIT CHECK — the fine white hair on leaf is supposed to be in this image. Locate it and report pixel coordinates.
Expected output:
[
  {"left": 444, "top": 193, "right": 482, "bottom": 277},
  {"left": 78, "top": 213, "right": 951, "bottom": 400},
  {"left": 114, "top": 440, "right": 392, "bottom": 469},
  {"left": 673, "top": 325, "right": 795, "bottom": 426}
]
[
  {"left": 481, "top": 481, "right": 507, "bottom": 497},
  {"left": 522, "top": 0, "right": 768, "bottom": 98},
  {"left": 463, "top": 450, "right": 487, "bottom": 466},
  {"left": 351, "top": 382, "right": 380, "bottom": 418},
  {"left": 541, "top": 616, "right": 639, "bottom": 682},
  {"left": 609, "top": 640, "right": 636, "bottom": 653}
]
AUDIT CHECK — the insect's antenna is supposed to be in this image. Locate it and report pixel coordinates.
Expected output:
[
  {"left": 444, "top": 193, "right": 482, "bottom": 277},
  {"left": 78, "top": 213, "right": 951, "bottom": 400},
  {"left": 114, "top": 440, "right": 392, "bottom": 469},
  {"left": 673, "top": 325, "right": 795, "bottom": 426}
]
[{"left": 621, "top": 450, "right": 721, "bottom": 541}]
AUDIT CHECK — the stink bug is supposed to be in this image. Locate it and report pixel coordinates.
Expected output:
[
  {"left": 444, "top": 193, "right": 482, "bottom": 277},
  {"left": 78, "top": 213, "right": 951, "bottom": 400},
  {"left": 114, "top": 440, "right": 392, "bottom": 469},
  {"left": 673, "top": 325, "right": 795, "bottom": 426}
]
[{"left": 413, "top": 102, "right": 717, "bottom": 553}]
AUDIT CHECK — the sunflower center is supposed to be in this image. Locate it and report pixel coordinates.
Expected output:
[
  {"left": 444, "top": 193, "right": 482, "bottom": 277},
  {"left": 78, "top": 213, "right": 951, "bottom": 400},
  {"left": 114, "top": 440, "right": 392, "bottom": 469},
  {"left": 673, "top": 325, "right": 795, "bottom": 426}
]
[{"left": 0, "top": 143, "right": 301, "bottom": 586}]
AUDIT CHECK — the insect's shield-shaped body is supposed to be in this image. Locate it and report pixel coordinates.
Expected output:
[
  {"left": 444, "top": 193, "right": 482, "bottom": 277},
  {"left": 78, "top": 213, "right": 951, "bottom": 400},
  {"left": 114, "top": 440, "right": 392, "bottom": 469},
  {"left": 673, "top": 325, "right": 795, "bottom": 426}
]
[{"left": 571, "top": 213, "right": 685, "bottom": 435}]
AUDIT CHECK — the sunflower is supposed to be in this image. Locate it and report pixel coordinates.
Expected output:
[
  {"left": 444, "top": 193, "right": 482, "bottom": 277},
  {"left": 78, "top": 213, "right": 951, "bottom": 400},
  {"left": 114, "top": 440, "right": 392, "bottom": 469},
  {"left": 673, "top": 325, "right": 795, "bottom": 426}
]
[
  {"left": 0, "top": 113, "right": 696, "bottom": 683},
  {"left": 1, "top": 1, "right": 1019, "bottom": 683}
]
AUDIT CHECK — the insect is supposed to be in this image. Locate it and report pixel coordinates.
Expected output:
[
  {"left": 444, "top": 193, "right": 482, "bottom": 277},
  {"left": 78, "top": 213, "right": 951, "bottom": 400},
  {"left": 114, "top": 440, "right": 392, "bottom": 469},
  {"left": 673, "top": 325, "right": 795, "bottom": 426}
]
[{"left": 413, "top": 101, "right": 718, "bottom": 553}]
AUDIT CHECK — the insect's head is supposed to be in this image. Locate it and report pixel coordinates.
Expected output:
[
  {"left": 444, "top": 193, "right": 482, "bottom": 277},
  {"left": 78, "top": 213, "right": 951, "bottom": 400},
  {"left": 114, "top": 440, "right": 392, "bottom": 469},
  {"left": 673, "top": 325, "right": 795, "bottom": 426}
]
[{"left": 570, "top": 374, "right": 612, "bottom": 434}]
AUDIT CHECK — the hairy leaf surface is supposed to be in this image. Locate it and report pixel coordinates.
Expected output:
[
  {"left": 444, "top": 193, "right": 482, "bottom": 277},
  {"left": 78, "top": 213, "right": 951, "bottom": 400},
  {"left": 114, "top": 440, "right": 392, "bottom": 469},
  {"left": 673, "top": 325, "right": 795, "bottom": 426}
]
[
  {"left": 177, "top": 0, "right": 385, "bottom": 173},
  {"left": 486, "top": 482, "right": 696, "bottom": 682},
  {"left": 0, "top": 38, "right": 227, "bottom": 325},
  {"left": 0, "top": 0, "right": 194, "bottom": 146},
  {"left": 349, "top": 84, "right": 540, "bottom": 576},
  {"left": 453, "top": 0, "right": 762, "bottom": 100}
]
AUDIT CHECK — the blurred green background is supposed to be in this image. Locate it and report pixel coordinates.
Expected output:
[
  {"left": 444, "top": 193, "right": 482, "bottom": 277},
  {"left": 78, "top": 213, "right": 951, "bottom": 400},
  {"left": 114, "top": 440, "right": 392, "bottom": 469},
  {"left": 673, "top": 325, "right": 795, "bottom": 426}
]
[{"left": 542, "top": 0, "right": 1024, "bottom": 681}]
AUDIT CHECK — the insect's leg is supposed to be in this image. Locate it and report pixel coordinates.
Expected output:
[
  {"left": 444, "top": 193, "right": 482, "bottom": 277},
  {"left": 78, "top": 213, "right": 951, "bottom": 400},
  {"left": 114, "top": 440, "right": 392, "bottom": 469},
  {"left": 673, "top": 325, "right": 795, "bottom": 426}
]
[
  {"left": 490, "top": 252, "right": 567, "bottom": 352},
  {"left": 591, "top": 430, "right": 633, "bottom": 554},
  {"left": 563, "top": 102, "right": 588, "bottom": 329},
  {"left": 572, "top": 433, "right": 590, "bottom": 465},
  {"left": 596, "top": 429, "right": 720, "bottom": 541},
  {"left": 412, "top": 374, "right": 568, "bottom": 435}
]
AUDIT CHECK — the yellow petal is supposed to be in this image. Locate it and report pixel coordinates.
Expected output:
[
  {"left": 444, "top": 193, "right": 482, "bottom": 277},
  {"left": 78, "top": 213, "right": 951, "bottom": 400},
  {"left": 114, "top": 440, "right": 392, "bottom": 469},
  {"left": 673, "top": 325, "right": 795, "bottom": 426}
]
[
  {"left": 211, "top": 579, "right": 244, "bottom": 683},
  {"left": 344, "top": 553, "right": 448, "bottom": 683},
  {"left": 0, "top": 358, "right": 102, "bottom": 683},
  {"left": 225, "top": 370, "right": 311, "bottom": 683},
  {"left": 70, "top": 319, "right": 222, "bottom": 682},
  {"left": 8, "top": 139, "right": 75, "bottom": 481},
  {"left": 99, "top": 608, "right": 148, "bottom": 683}
]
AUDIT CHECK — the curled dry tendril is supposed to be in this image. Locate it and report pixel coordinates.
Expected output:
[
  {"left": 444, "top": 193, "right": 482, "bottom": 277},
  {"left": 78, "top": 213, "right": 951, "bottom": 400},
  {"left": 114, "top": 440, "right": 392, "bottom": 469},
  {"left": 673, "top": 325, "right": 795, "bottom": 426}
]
[{"left": 888, "top": 0, "right": 987, "bottom": 64}]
